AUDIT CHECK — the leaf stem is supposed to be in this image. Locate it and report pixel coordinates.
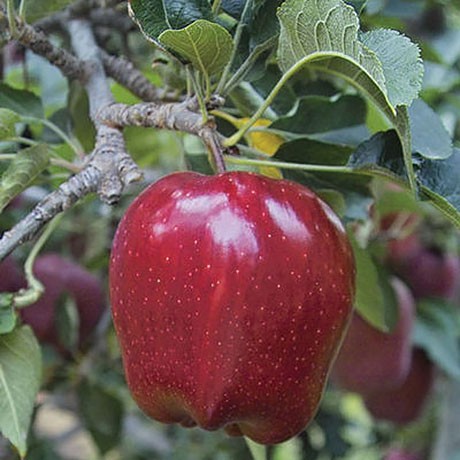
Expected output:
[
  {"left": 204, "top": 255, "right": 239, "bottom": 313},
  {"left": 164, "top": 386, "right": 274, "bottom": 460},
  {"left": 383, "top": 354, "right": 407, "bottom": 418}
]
[
  {"left": 223, "top": 39, "right": 277, "bottom": 94},
  {"left": 18, "top": 0, "right": 26, "bottom": 19},
  {"left": 22, "top": 116, "right": 82, "bottom": 157},
  {"left": 216, "top": 0, "right": 253, "bottom": 95},
  {"left": 189, "top": 69, "right": 209, "bottom": 123},
  {"left": 223, "top": 60, "right": 302, "bottom": 146},
  {"left": 224, "top": 154, "right": 352, "bottom": 174},
  {"left": 6, "top": 0, "right": 17, "bottom": 38},
  {"left": 14, "top": 214, "right": 63, "bottom": 308},
  {"left": 212, "top": 0, "right": 222, "bottom": 14}
]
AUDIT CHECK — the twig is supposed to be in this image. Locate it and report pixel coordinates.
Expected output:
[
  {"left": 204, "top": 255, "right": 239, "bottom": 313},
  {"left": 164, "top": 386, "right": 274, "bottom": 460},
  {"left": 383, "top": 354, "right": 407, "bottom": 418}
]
[
  {"left": 100, "top": 51, "right": 163, "bottom": 102},
  {"left": 1, "top": 5, "right": 86, "bottom": 80},
  {"left": 0, "top": 17, "right": 142, "bottom": 260},
  {"left": 97, "top": 101, "right": 226, "bottom": 172}
]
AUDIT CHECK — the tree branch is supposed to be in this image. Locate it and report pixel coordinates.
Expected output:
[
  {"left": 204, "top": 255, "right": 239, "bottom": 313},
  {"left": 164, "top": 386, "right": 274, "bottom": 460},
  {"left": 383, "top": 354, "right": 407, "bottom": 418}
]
[
  {"left": 0, "top": 5, "right": 86, "bottom": 81},
  {"left": 100, "top": 51, "right": 164, "bottom": 103},
  {"left": 97, "top": 101, "right": 227, "bottom": 172},
  {"left": 0, "top": 17, "right": 142, "bottom": 260}
]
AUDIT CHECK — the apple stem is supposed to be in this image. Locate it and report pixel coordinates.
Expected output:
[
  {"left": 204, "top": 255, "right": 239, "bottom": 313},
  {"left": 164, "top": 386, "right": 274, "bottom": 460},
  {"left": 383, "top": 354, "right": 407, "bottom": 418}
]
[{"left": 202, "top": 130, "right": 227, "bottom": 173}]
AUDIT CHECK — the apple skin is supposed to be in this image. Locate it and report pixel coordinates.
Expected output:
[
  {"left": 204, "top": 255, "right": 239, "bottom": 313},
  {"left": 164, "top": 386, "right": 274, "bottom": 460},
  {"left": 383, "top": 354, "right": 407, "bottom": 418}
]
[
  {"left": 387, "top": 235, "right": 460, "bottom": 300},
  {"left": 331, "top": 277, "right": 415, "bottom": 395},
  {"left": 20, "top": 253, "right": 106, "bottom": 349},
  {"left": 0, "top": 256, "right": 26, "bottom": 293},
  {"left": 364, "top": 348, "right": 434, "bottom": 425},
  {"left": 110, "top": 171, "right": 355, "bottom": 445}
]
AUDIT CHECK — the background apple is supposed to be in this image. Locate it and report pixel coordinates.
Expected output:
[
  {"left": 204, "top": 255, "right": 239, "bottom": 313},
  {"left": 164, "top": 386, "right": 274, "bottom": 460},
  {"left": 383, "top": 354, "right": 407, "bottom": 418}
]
[
  {"left": 110, "top": 171, "right": 355, "bottom": 444},
  {"left": 20, "top": 253, "right": 107, "bottom": 351},
  {"left": 387, "top": 234, "right": 460, "bottom": 301},
  {"left": 364, "top": 348, "right": 434, "bottom": 425},
  {"left": 0, "top": 256, "right": 26, "bottom": 293},
  {"left": 332, "top": 277, "right": 415, "bottom": 395}
]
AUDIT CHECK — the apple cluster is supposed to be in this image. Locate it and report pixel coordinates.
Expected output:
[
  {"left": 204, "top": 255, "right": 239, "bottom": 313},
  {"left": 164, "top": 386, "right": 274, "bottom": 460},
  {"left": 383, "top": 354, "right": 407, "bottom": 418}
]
[{"left": 332, "top": 206, "right": 460, "bottom": 433}]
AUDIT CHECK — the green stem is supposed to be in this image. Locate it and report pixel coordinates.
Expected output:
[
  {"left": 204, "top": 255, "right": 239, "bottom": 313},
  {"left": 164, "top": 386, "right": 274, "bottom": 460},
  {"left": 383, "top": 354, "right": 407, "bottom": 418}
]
[
  {"left": 14, "top": 214, "right": 64, "bottom": 308},
  {"left": 10, "top": 137, "right": 38, "bottom": 147},
  {"left": 223, "top": 62, "right": 301, "bottom": 146},
  {"left": 212, "top": 0, "right": 222, "bottom": 14},
  {"left": 6, "top": 0, "right": 17, "bottom": 38},
  {"left": 216, "top": 0, "right": 253, "bottom": 94},
  {"left": 0, "top": 154, "right": 16, "bottom": 160},
  {"left": 189, "top": 70, "right": 209, "bottom": 123},
  {"left": 18, "top": 0, "right": 26, "bottom": 19},
  {"left": 22, "top": 116, "right": 82, "bottom": 157},
  {"left": 223, "top": 39, "right": 277, "bottom": 94},
  {"left": 224, "top": 155, "right": 353, "bottom": 174}
]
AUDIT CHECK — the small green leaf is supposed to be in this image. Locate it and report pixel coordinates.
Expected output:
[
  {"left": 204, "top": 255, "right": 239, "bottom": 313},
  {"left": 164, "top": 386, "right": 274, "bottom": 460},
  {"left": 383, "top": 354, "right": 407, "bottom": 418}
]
[
  {"left": 0, "top": 83, "right": 44, "bottom": 119},
  {"left": 349, "top": 234, "right": 397, "bottom": 332},
  {"left": 22, "top": 0, "right": 73, "bottom": 22},
  {"left": 55, "top": 295, "right": 80, "bottom": 353},
  {"left": 78, "top": 379, "right": 124, "bottom": 454},
  {"left": 128, "top": 0, "right": 213, "bottom": 44},
  {"left": 159, "top": 20, "right": 234, "bottom": 76},
  {"left": 0, "top": 109, "right": 20, "bottom": 140},
  {"left": 0, "top": 298, "right": 17, "bottom": 335},
  {"left": 361, "top": 29, "right": 423, "bottom": 107},
  {"left": 413, "top": 299, "right": 460, "bottom": 380},
  {"left": 0, "top": 325, "right": 42, "bottom": 457},
  {"left": 0, "top": 145, "right": 50, "bottom": 213},
  {"left": 409, "top": 98, "right": 453, "bottom": 160}
]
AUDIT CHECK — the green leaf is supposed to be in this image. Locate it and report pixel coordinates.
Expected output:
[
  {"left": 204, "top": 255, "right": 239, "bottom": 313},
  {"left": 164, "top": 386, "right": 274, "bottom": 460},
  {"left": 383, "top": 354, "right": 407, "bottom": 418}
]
[
  {"left": 409, "top": 99, "right": 452, "bottom": 160},
  {"left": 276, "top": 0, "right": 418, "bottom": 189},
  {"left": 0, "top": 297, "right": 17, "bottom": 335},
  {"left": 78, "top": 379, "right": 124, "bottom": 454},
  {"left": 417, "top": 148, "right": 460, "bottom": 227},
  {"left": 277, "top": 0, "right": 390, "bottom": 116},
  {"left": 0, "top": 145, "right": 50, "bottom": 213},
  {"left": 55, "top": 295, "right": 80, "bottom": 353},
  {"left": 0, "top": 108, "right": 20, "bottom": 140},
  {"left": 159, "top": 20, "right": 234, "bottom": 75},
  {"left": 349, "top": 234, "right": 397, "bottom": 332},
  {"left": 222, "top": 0, "right": 246, "bottom": 18},
  {"left": 348, "top": 130, "right": 405, "bottom": 177},
  {"left": 22, "top": 0, "right": 73, "bottom": 22},
  {"left": 245, "top": 437, "right": 268, "bottom": 460},
  {"left": 0, "top": 325, "right": 42, "bottom": 457},
  {"left": 128, "top": 0, "right": 213, "bottom": 44},
  {"left": 413, "top": 299, "right": 460, "bottom": 380},
  {"left": 0, "top": 83, "right": 44, "bottom": 119},
  {"left": 361, "top": 29, "right": 423, "bottom": 107},
  {"left": 272, "top": 95, "right": 366, "bottom": 134},
  {"left": 345, "top": 0, "right": 367, "bottom": 13}
]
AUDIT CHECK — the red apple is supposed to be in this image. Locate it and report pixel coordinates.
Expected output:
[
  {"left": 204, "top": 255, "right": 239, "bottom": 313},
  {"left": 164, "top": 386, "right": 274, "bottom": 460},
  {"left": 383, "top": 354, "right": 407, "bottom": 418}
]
[
  {"left": 332, "top": 277, "right": 415, "bottom": 395},
  {"left": 109, "top": 171, "right": 355, "bottom": 444},
  {"left": 364, "top": 348, "right": 434, "bottom": 425},
  {"left": 387, "top": 235, "right": 460, "bottom": 300},
  {"left": 0, "top": 256, "right": 26, "bottom": 293},
  {"left": 20, "top": 253, "right": 106, "bottom": 350}
]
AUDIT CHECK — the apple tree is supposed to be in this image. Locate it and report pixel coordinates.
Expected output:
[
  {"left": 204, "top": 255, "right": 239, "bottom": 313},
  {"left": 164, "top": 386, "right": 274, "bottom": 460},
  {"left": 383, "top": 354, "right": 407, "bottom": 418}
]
[{"left": 0, "top": 0, "right": 460, "bottom": 459}]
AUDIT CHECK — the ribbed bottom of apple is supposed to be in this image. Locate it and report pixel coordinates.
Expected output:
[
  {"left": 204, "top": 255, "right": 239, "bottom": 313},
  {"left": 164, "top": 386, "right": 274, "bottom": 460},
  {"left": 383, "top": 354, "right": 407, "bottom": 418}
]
[{"left": 137, "top": 401, "right": 311, "bottom": 445}]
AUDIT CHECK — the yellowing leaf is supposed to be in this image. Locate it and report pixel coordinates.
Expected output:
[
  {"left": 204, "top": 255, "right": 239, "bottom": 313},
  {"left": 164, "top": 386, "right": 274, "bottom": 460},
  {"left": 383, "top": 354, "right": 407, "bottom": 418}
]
[{"left": 218, "top": 113, "right": 284, "bottom": 178}]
